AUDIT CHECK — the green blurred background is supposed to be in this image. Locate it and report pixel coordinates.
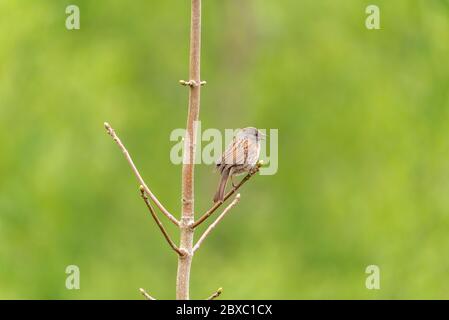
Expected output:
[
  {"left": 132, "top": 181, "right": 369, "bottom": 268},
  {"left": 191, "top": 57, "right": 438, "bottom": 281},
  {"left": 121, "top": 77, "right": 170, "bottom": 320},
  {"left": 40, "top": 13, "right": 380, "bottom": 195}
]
[{"left": 1, "top": 0, "right": 449, "bottom": 299}]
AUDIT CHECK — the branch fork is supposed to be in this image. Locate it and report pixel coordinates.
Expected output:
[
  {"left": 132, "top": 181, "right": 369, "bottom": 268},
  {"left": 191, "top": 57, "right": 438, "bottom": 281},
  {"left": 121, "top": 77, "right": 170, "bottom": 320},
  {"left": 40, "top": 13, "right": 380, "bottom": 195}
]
[
  {"left": 105, "top": 0, "right": 263, "bottom": 301},
  {"left": 191, "top": 162, "right": 262, "bottom": 229},
  {"left": 105, "top": 122, "right": 261, "bottom": 299},
  {"left": 193, "top": 194, "right": 241, "bottom": 253}
]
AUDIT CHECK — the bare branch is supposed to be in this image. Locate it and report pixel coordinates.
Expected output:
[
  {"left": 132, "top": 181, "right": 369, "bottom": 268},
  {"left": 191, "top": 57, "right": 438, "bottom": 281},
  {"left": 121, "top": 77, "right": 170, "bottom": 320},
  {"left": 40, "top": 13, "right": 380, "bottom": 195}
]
[
  {"left": 176, "top": 0, "right": 202, "bottom": 300},
  {"left": 140, "top": 186, "right": 186, "bottom": 257},
  {"left": 206, "top": 287, "right": 223, "bottom": 300},
  {"left": 139, "top": 288, "right": 156, "bottom": 300},
  {"left": 193, "top": 194, "right": 241, "bottom": 253},
  {"left": 191, "top": 162, "right": 261, "bottom": 229},
  {"left": 104, "top": 122, "right": 179, "bottom": 226}
]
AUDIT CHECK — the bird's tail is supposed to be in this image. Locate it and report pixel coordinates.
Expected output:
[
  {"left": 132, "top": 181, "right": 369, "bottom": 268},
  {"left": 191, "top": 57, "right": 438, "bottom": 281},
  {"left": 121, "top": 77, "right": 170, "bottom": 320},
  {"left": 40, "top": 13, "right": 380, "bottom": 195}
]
[{"left": 213, "top": 168, "right": 230, "bottom": 203}]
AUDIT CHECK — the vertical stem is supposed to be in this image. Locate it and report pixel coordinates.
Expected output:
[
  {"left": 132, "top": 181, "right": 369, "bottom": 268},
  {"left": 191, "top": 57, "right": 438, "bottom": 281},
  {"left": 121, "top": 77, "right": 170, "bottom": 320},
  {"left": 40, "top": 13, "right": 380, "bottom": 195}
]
[{"left": 176, "top": 0, "right": 202, "bottom": 300}]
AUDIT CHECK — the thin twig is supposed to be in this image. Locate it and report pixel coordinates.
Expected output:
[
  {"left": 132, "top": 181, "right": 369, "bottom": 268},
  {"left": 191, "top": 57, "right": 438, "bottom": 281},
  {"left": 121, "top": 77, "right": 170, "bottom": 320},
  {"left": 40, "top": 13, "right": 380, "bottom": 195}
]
[
  {"left": 104, "top": 122, "right": 179, "bottom": 226},
  {"left": 193, "top": 194, "right": 241, "bottom": 253},
  {"left": 191, "top": 162, "right": 262, "bottom": 229},
  {"left": 140, "top": 186, "right": 185, "bottom": 256},
  {"left": 139, "top": 288, "right": 156, "bottom": 300},
  {"left": 206, "top": 287, "right": 223, "bottom": 300}
]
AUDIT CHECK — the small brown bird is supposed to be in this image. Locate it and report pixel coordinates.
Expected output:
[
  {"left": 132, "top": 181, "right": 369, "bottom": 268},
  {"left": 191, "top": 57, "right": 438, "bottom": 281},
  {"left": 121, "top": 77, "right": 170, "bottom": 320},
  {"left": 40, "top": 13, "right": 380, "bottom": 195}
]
[{"left": 213, "top": 127, "right": 265, "bottom": 203}]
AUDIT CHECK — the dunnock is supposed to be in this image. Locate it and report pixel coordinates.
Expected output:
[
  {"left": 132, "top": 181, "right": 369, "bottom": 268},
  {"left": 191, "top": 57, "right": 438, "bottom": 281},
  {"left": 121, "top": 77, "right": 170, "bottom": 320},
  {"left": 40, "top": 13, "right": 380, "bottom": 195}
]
[{"left": 213, "top": 127, "right": 265, "bottom": 203}]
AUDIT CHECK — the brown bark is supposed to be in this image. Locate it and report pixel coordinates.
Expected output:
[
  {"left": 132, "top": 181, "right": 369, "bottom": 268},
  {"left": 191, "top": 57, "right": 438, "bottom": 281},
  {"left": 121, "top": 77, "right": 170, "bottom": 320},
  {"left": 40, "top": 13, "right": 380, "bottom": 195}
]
[{"left": 176, "top": 0, "right": 202, "bottom": 300}]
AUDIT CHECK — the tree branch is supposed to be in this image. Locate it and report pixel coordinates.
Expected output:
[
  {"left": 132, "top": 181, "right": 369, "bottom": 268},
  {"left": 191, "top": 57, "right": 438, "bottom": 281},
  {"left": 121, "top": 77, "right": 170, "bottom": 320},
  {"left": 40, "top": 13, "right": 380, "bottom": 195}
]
[
  {"left": 104, "top": 122, "right": 179, "bottom": 226},
  {"left": 191, "top": 162, "right": 261, "bottom": 229},
  {"left": 139, "top": 288, "right": 156, "bottom": 300},
  {"left": 140, "top": 186, "right": 186, "bottom": 256},
  {"left": 206, "top": 287, "right": 223, "bottom": 300},
  {"left": 193, "top": 194, "right": 241, "bottom": 253},
  {"left": 176, "top": 0, "right": 202, "bottom": 300}
]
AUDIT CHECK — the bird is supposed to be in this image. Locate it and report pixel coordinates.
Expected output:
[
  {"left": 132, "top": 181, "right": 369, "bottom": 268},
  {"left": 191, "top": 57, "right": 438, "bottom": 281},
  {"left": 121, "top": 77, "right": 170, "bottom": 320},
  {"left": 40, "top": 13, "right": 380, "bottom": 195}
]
[{"left": 213, "top": 127, "right": 265, "bottom": 203}]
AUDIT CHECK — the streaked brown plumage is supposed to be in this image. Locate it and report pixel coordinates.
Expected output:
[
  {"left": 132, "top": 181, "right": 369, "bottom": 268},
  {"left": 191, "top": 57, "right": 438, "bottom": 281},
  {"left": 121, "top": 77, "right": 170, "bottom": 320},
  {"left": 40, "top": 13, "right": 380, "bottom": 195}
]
[{"left": 213, "top": 127, "right": 264, "bottom": 203}]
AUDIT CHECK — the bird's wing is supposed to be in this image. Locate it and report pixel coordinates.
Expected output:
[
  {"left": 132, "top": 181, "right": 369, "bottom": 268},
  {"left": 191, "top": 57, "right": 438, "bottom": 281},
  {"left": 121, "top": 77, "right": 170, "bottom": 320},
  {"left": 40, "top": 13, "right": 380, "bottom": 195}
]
[{"left": 220, "top": 137, "right": 249, "bottom": 166}]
